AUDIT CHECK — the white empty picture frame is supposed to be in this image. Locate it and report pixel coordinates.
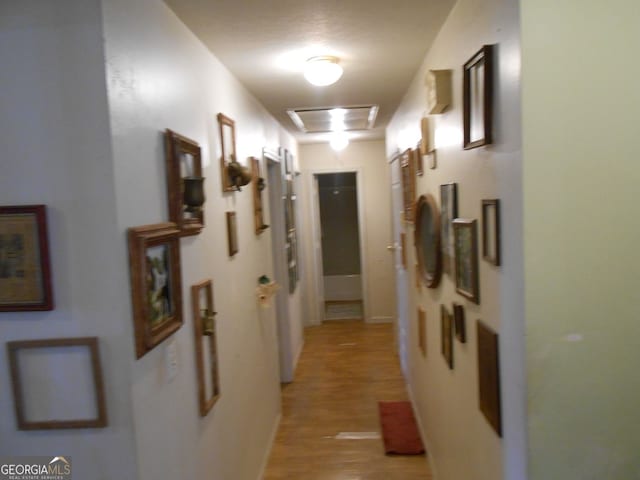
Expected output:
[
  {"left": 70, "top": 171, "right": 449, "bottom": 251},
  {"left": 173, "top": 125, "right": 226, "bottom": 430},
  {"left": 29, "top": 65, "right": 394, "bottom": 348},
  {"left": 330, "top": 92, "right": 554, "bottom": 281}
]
[{"left": 7, "top": 337, "right": 107, "bottom": 430}]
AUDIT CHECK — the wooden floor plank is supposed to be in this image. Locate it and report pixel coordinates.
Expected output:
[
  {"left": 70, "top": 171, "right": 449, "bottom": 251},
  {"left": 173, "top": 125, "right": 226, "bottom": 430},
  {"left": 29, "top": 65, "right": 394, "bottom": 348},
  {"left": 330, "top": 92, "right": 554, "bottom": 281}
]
[{"left": 263, "top": 321, "right": 432, "bottom": 479}]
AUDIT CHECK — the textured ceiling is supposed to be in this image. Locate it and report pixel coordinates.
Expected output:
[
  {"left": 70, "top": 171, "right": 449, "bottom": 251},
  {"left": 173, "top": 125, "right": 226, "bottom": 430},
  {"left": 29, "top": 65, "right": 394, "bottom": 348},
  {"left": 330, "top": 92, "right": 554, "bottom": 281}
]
[{"left": 166, "top": 0, "right": 456, "bottom": 143}]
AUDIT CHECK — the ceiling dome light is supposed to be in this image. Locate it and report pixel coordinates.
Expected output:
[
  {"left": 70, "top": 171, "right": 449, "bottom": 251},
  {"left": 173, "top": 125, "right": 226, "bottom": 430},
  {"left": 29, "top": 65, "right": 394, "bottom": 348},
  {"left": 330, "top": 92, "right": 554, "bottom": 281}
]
[
  {"left": 330, "top": 133, "right": 349, "bottom": 151},
  {"left": 304, "top": 56, "right": 343, "bottom": 86}
]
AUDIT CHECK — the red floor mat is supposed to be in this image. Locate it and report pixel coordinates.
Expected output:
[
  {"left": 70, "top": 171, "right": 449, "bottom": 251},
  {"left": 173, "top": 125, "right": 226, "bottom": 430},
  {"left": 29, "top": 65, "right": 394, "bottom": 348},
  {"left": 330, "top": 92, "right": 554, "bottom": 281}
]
[{"left": 378, "top": 401, "right": 425, "bottom": 455}]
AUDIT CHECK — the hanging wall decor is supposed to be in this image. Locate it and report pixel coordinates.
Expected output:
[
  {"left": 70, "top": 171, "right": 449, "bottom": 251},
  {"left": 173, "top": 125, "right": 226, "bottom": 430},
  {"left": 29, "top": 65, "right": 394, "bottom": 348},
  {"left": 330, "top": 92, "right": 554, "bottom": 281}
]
[
  {"left": 440, "top": 183, "right": 458, "bottom": 275},
  {"left": 453, "top": 303, "right": 466, "bottom": 343},
  {"left": 165, "top": 129, "right": 204, "bottom": 236},
  {"left": 0, "top": 205, "right": 53, "bottom": 312},
  {"left": 8, "top": 337, "right": 107, "bottom": 430},
  {"left": 400, "top": 149, "right": 416, "bottom": 223},
  {"left": 463, "top": 45, "right": 494, "bottom": 149},
  {"left": 418, "top": 307, "right": 427, "bottom": 357},
  {"left": 191, "top": 280, "right": 220, "bottom": 416},
  {"left": 477, "top": 320, "right": 502, "bottom": 436},
  {"left": 441, "top": 305, "right": 453, "bottom": 369},
  {"left": 217, "top": 113, "right": 239, "bottom": 192},
  {"left": 426, "top": 69, "right": 452, "bottom": 114},
  {"left": 482, "top": 199, "right": 501, "bottom": 266},
  {"left": 226, "top": 211, "right": 238, "bottom": 257},
  {"left": 128, "top": 223, "right": 183, "bottom": 358},
  {"left": 251, "top": 157, "right": 268, "bottom": 234},
  {"left": 453, "top": 218, "right": 480, "bottom": 304},
  {"left": 414, "top": 194, "right": 442, "bottom": 288}
]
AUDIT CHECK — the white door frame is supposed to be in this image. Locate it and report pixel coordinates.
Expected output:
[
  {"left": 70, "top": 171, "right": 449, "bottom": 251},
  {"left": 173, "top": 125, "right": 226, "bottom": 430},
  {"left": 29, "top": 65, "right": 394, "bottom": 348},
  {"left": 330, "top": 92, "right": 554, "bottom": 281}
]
[
  {"left": 264, "top": 148, "right": 294, "bottom": 382},
  {"left": 307, "top": 167, "right": 369, "bottom": 324}
]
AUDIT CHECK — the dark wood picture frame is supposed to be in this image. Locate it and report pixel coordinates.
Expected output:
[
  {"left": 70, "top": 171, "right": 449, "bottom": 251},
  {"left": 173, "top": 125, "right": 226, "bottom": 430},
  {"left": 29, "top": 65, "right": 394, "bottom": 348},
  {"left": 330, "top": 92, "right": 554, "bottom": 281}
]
[
  {"left": 0, "top": 205, "right": 53, "bottom": 311},
  {"left": 191, "top": 280, "right": 220, "bottom": 416},
  {"left": 440, "top": 305, "right": 453, "bottom": 369},
  {"left": 400, "top": 148, "right": 416, "bottom": 223},
  {"left": 414, "top": 194, "right": 442, "bottom": 288},
  {"left": 482, "top": 199, "right": 501, "bottom": 266},
  {"left": 128, "top": 223, "right": 183, "bottom": 359},
  {"left": 251, "top": 157, "right": 268, "bottom": 234},
  {"left": 226, "top": 211, "right": 238, "bottom": 257},
  {"left": 400, "top": 232, "right": 407, "bottom": 269},
  {"left": 453, "top": 218, "right": 480, "bottom": 304},
  {"left": 217, "top": 113, "right": 237, "bottom": 192},
  {"left": 440, "top": 183, "right": 458, "bottom": 275},
  {"left": 418, "top": 307, "right": 427, "bottom": 357},
  {"left": 463, "top": 45, "right": 494, "bottom": 149},
  {"left": 477, "top": 320, "right": 502, "bottom": 436},
  {"left": 7, "top": 337, "right": 107, "bottom": 430},
  {"left": 165, "top": 129, "right": 204, "bottom": 236},
  {"left": 453, "top": 303, "right": 466, "bottom": 343},
  {"left": 414, "top": 143, "right": 424, "bottom": 176}
]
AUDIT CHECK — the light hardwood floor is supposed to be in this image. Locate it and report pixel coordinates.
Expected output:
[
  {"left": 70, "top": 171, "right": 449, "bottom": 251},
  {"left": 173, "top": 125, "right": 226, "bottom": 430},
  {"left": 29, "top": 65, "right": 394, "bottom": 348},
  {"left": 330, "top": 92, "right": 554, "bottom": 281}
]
[{"left": 263, "top": 320, "right": 433, "bottom": 479}]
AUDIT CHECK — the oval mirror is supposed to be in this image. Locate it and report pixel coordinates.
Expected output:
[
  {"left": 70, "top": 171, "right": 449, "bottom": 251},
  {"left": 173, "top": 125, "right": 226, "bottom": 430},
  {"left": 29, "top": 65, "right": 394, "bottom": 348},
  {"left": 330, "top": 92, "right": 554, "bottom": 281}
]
[{"left": 414, "top": 194, "right": 442, "bottom": 288}]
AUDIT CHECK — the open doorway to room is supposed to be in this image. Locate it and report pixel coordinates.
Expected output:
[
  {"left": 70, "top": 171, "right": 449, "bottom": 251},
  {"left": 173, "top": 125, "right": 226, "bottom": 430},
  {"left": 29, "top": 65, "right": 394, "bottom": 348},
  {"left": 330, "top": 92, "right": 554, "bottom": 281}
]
[{"left": 315, "top": 172, "right": 364, "bottom": 322}]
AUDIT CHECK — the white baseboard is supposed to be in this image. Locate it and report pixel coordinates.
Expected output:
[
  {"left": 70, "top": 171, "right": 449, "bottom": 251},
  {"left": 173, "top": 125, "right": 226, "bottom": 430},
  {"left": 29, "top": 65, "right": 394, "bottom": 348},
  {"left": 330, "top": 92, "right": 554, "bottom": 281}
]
[
  {"left": 407, "top": 382, "right": 439, "bottom": 479},
  {"left": 257, "top": 412, "right": 282, "bottom": 480},
  {"left": 367, "top": 316, "right": 393, "bottom": 324}
]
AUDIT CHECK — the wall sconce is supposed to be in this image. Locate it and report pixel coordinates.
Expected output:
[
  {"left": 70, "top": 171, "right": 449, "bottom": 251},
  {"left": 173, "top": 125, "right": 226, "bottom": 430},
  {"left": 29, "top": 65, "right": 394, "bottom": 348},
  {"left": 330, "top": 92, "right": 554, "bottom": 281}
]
[
  {"left": 183, "top": 176, "right": 205, "bottom": 213},
  {"left": 200, "top": 309, "right": 217, "bottom": 336},
  {"left": 227, "top": 160, "right": 253, "bottom": 191}
]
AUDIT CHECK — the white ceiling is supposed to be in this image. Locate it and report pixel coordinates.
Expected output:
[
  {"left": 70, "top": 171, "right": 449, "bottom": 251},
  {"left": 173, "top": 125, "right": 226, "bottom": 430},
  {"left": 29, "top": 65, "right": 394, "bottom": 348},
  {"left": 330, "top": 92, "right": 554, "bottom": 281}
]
[{"left": 166, "top": 0, "right": 456, "bottom": 143}]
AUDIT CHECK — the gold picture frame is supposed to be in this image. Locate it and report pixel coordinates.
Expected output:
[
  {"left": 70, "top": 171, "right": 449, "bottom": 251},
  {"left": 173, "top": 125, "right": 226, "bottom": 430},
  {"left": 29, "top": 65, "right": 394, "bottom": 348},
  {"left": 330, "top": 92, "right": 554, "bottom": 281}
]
[
  {"left": 128, "top": 223, "right": 183, "bottom": 358},
  {"left": 191, "top": 280, "right": 221, "bottom": 416}
]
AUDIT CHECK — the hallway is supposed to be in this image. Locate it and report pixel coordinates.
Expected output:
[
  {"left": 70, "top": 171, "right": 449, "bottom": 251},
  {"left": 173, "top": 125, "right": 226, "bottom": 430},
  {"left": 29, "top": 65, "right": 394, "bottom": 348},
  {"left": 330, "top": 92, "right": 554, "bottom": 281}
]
[{"left": 263, "top": 321, "right": 432, "bottom": 479}]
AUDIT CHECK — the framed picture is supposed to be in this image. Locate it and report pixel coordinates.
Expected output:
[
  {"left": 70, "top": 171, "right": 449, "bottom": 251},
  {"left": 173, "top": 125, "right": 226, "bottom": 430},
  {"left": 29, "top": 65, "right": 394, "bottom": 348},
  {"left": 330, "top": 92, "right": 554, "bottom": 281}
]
[
  {"left": 482, "top": 199, "right": 501, "bottom": 266},
  {"left": 414, "top": 194, "right": 442, "bottom": 288},
  {"left": 439, "top": 183, "right": 458, "bottom": 275},
  {"left": 440, "top": 305, "right": 453, "bottom": 369},
  {"left": 419, "top": 117, "right": 431, "bottom": 156},
  {"left": 0, "top": 205, "right": 53, "bottom": 311},
  {"left": 477, "top": 320, "right": 502, "bottom": 436},
  {"left": 453, "top": 219, "right": 480, "bottom": 304},
  {"left": 463, "top": 45, "right": 494, "bottom": 149},
  {"left": 414, "top": 143, "right": 424, "bottom": 176},
  {"left": 226, "top": 211, "right": 238, "bottom": 257},
  {"left": 191, "top": 280, "right": 220, "bottom": 416},
  {"left": 418, "top": 307, "right": 427, "bottom": 357},
  {"left": 165, "top": 129, "right": 204, "bottom": 236},
  {"left": 453, "top": 303, "right": 466, "bottom": 343},
  {"left": 400, "top": 149, "right": 416, "bottom": 223},
  {"left": 217, "top": 113, "right": 237, "bottom": 192},
  {"left": 7, "top": 337, "right": 107, "bottom": 430},
  {"left": 128, "top": 223, "right": 183, "bottom": 359}
]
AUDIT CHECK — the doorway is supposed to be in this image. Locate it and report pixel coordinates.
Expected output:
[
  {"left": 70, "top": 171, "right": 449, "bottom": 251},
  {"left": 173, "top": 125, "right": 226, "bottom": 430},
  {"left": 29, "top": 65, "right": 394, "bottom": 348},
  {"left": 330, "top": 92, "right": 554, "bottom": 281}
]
[
  {"left": 264, "top": 148, "right": 294, "bottom": 382},
  {"left": 315, "top": 172, "right": 364, "bottom": 322}
]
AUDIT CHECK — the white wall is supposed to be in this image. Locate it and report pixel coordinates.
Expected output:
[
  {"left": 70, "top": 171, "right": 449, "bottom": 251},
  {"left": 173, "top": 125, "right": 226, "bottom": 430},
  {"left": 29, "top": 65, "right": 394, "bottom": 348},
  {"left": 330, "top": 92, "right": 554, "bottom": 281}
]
[
  {"left": 521, "top": 1, "right": 640, "bottom": 478},
  {"left": 0, "top": 1, "right": 137, "bottom": 478},
  {"left": 0, "top": 0, "right": 303, "bottom": 479},
  {"left": 298, "top": 141, "right": 395, "bottom": 325},
  {"left": 100, "top": 0, "right": 302, "bottom": 478},
  {"left": 386, "top": 0, "right": 524, "bottom": 478}
]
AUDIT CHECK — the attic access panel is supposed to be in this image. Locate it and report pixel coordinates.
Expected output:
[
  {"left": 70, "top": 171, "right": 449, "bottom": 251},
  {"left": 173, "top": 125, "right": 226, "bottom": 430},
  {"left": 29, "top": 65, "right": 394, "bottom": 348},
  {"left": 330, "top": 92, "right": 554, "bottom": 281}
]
[{"left": 287, "top": 105, "right": 379, "bottom": 133}]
